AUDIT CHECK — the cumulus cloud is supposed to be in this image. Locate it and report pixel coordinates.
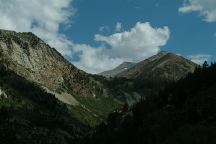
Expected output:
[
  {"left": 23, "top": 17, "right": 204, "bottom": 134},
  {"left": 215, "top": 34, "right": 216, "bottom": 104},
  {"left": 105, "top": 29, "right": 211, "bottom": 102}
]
[
  {"left": 72, "top": 22, "right": 170, "bottom": 73},
  {"left": 0, "top": 0, "right": 74, "bottom": 56},
  {"left": 188, "top": 54, "right": 212, "bottom": 65},
  {"left": 95, "top": 22, "right": 170, "bottom": 62},
  {"left": 72, "top": 44, "right": 128, "bottom": 74},
  {"left": 179, "top": 0, "right": 216, "bottom": 22}
]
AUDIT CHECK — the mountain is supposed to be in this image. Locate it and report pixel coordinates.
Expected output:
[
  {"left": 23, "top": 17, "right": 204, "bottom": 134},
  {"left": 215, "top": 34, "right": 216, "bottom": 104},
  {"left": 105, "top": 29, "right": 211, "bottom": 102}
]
[
  {"left": 99, "top": 62, "right": 136, "bottom": 78},
  {"left": 117, "top": 51, "right": 197, "bottom": 81},
  {"left": 87, "top": 63, "right": 216, "bottom": 144},
  {"left": 0, "top": 30, "right": 105, "bottom": 104},
  {"left": 97, "top": 52, "right": 197, "bottom": 104},
  {"left": 0, "top": 29, "right": 209, "bottom": 144},
  {"left": 0, "top": 30, "right": 209, "bottom": 144}
]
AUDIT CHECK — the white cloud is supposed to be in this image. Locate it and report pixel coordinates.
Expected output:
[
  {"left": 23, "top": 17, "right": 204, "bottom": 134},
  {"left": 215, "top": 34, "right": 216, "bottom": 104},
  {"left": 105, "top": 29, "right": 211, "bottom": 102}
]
[
  {"left": 95, "top": 22, "right": 170, "bottom": 62},
  {"left": 188, "top": 54, "right": 212, "bottom": 65},
  {"left": 115, "top": 22, "right": 122, "bottom": 32},
  {"left": 179, "top": 0, "right": 216, "bottom": 22},
  {"left": 0, "top": 0, "right": 74, "bottom": 56},
  {"left": 72, "top": 44, "right": 128, "bottom": 74}
]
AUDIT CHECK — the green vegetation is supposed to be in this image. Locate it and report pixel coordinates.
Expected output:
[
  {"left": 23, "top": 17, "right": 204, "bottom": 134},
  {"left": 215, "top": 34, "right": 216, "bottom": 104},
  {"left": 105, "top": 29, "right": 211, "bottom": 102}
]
[
  {"left": 94, "top": 74, "right": 169, "bottom": 104},
  {"left": 69, "top": 96, "right": 122, "bottom": 127}
]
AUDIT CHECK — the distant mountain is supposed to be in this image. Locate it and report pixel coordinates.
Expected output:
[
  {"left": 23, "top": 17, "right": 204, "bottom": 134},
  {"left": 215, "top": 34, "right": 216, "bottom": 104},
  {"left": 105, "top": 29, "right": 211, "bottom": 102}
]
[
  {"left": 117, "top": 51, "right": 197, "bottom": 81},
  {"left": 99, "top": 62, "right": 136, "bottom": 78}
]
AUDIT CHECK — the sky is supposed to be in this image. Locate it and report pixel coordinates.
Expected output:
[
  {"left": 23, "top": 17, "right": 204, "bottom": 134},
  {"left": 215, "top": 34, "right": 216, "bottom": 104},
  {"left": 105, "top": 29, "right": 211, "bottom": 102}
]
[{"left": 0, "top": 0, "right": 216, "bottom": 73}]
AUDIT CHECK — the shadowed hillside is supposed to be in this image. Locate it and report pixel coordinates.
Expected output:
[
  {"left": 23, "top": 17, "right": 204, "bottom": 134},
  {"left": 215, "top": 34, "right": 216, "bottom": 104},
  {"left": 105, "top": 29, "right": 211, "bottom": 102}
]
[
  {"left": 87, "top": 62, "right": 216, "bottom": 144},
  {"left": 0, "top": 64, "right": 90, "bottom": 144}
]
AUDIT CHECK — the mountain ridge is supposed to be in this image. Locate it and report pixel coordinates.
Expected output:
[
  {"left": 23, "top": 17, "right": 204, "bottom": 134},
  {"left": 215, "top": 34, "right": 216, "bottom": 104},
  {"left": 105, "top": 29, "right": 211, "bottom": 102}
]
[
  {"left": 99, "top": 51, "right": 197, "bottom": 81},
  {"left": 117, "top": 51, "right": 197, "bottom": 81},
  {"left": 0, "top": 30, "right": 105, "bottom": 105}
]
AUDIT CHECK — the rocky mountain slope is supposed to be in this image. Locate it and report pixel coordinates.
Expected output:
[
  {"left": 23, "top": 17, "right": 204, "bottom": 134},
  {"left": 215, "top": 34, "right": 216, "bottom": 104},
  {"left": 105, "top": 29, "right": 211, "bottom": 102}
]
[
  {"left": 0, "top": 64, "right": 88, "bottom": 144},
  {"left": 0, "top": 29, "right": 104, "bottom": 105},
  {"left": 116, "top": 51, "right": 197, "bottom": 81},
  {"left": 0, "top": 29, "right": 122, "bottom": 127},
  {"left": 99, "top": 62, "right": 136, "bottom": 78}
]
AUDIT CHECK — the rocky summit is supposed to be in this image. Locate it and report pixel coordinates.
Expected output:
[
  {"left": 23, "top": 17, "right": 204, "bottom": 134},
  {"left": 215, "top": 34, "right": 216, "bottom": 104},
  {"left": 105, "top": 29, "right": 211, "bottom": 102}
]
[{"left": 0, "top": 29, "right": 104, "bottom": 105}]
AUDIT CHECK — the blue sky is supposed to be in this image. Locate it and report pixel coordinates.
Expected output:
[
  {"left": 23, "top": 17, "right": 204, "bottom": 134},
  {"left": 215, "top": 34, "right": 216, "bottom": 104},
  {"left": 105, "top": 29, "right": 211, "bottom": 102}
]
[
  {"left": 63, "top": 0, "right": 216, "bottom": 61},
  {"left": 0, "top": 0, "right": 216, "bottom": 73}
]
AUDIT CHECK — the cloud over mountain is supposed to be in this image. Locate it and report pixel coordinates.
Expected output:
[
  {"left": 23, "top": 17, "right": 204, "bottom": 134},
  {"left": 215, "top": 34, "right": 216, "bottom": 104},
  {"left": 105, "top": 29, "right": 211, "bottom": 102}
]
[
  {"left": 73, "top": 22, "right": 170, "bottom": 73},
  {"left": 0, "top": 0, "right": 75, "bottom": 56},
  {"left": 95, "top": 22, "right": 170, "bottom": 62},
  {"left": 0, "top": 0, "right": 170, "bottom": 74}
]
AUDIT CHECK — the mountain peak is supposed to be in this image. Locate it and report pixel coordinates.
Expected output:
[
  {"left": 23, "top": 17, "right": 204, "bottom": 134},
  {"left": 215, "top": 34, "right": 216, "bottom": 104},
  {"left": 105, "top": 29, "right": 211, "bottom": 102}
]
[
  {"left": 116, "top": 51, "right": 198, "bottom": 81},
  {"left": 99, "top": 51, "right": 197, "bottom": 80},
  {"left": 158, "top": 51, "right": 169, "bottom": 55},
  {"left": 0, "top": 30, "right": 44, "bottom": 48}
]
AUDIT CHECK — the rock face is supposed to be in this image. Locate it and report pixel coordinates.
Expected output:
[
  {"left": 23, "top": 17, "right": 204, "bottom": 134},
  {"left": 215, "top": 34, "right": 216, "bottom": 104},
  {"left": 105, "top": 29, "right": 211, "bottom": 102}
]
[
  {"left": 117, "top": 51, "right": 197, "bottom": 81},
  {"left": 99, "top": 62, "right": 136, "bottom": 78},
  {"left": 0, "top": 30, "right": 103, "bottom": 104}
]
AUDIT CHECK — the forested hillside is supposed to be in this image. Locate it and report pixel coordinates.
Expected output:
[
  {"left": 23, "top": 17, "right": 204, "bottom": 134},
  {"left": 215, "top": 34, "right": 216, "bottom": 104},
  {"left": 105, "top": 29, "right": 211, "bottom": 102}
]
[{"left": 87, "top": 62, "right": 216, "bottom": 144}]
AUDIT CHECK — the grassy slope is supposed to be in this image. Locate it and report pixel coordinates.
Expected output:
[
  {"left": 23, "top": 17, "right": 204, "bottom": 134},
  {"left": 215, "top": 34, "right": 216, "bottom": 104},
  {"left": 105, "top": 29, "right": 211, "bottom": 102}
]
[{"left": 69, "top": 96, "right": 122, "bottom": 127}]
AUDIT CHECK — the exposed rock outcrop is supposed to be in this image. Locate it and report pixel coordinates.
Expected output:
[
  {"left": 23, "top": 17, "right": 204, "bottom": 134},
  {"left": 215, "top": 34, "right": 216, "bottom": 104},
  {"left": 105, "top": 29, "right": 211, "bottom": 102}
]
[{"left": 0, "top": 29, "right": 103, "bottom": 104}]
